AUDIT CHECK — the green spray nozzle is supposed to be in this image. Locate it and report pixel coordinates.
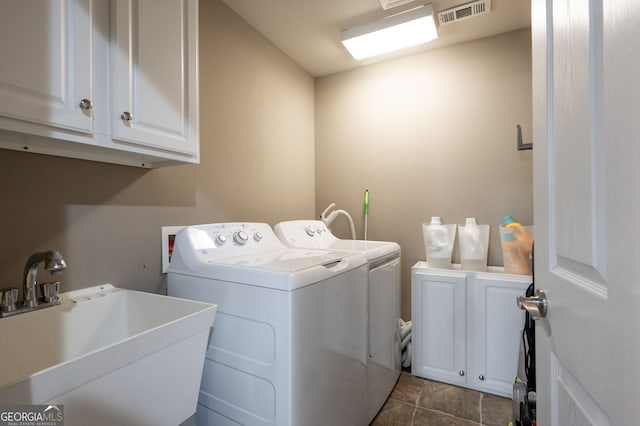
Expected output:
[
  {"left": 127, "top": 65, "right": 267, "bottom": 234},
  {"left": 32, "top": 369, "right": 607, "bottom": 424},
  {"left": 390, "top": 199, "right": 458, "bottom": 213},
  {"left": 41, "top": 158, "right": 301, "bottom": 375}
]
[{"left": 364, "top": 189, "right": 369, "bottom": 215}]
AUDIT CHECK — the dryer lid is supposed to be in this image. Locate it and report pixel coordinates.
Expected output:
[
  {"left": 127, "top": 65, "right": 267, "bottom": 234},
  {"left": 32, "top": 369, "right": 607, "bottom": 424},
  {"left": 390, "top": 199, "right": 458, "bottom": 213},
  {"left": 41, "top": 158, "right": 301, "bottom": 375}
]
[{"left": 274, "top": 220, "right": 400, "bottom": 261}]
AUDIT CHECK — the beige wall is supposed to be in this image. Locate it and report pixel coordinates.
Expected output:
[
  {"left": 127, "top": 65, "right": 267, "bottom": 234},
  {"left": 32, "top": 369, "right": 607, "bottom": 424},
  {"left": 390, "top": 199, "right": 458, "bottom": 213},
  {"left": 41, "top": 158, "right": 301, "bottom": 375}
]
[
  {"left": 315, "top": 29, "right": 533, "bottom": 319},
  {"left": 0, "top": 6, "right": 532, "bottom": 322},
  {"left": 0, "top": 0, "right": 315, "bottom": 295}
]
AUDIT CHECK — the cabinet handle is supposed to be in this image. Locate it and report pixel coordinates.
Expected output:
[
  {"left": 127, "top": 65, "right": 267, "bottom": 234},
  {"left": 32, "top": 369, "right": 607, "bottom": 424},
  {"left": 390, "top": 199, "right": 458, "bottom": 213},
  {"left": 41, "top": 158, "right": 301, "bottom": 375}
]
[
  {"left": 79, "top": 99, "right": 93, "bottom": 110},
  {"left": 459, "top": 370, "right": 465, "bottom": 377},
  {"left": 479, "top": 374, "right": 485, "bottom": 381},
  {"left": 121, "top": 111, "right": 133, "bottom": 122}
]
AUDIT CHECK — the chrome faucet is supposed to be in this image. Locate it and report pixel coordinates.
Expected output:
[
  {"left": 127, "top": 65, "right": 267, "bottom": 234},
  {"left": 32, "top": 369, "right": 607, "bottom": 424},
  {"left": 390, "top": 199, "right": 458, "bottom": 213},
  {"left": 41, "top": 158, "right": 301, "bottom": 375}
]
[{"left": 22, "top": 251, "right": 66, "bottom": 308}]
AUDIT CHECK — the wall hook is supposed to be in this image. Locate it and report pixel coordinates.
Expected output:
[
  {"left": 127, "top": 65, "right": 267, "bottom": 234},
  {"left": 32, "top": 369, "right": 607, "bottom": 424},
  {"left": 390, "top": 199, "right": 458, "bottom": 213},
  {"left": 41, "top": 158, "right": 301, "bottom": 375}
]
[{"left": 517, "top": 124, "right": 533, "bottom": 150}]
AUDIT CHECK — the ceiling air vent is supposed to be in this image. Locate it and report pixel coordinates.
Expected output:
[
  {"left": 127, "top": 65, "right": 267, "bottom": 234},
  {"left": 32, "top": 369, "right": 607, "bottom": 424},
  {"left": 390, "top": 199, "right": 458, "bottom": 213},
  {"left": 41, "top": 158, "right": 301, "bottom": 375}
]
[
  {"left": 437, "top": 0, "right": 491, "bottom": 26},
  {"left": 379, "top": 0, "right": 416, "bottom": 10}
]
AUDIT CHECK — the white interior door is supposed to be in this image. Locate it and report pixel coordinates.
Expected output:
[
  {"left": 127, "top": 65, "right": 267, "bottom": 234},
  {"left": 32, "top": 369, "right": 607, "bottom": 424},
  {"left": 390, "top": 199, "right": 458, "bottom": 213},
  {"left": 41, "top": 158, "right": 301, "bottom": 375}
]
[{"left": 532, "top": 0, "right": 640, "bottom": 424}]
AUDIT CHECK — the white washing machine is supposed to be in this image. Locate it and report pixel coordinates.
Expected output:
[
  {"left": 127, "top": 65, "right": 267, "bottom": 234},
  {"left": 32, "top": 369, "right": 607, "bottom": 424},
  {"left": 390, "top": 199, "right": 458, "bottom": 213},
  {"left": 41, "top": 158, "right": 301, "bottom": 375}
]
[
  {"left": 274, "top": 220, "right": 402, "bottom": 423},
  {"left": 167, "top": 223, "right": 369, "bottom": 426}
]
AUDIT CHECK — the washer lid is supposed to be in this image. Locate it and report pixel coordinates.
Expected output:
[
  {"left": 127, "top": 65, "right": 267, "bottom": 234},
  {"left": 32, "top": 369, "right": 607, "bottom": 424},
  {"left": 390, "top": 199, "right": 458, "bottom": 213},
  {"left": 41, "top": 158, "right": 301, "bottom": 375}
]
[
  {"left": 168, "top": 222, "right": 368, "bottom": 290},
  {"left": 211, "top": 247, "right": 350, "bottom": 270},
  {"left": 173, "top": 249, "right": 366, "bottom": 290}
]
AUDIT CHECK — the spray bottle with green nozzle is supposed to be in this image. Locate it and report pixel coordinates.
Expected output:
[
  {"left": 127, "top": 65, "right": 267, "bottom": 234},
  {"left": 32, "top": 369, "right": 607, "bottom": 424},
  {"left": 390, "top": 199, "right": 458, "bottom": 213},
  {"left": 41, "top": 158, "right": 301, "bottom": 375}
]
[{"left": 364, "top": 189, "right": 369, "bottom": 240}]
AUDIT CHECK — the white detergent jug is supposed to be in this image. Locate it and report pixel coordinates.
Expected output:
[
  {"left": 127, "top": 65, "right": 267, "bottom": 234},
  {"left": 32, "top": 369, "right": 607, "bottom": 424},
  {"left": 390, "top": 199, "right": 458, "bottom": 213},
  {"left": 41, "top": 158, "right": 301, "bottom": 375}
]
[
  {"left": 458, "top": 217, "right": 490, "bottom": 272},
  {"left": 422, "top": 217, "right": 456, "bottom": 269}
]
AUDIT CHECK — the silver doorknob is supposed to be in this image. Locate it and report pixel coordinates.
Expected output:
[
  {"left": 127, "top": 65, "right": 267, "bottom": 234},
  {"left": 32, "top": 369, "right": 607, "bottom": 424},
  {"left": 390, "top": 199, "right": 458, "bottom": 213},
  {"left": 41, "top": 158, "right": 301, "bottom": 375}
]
[
  {"left": 517, "top": 289, "right": 548, "bottom": 319},
  {"left": 458, "top": 370, "right": 465, "bottom": 377},
  {"left": 79, "top": 99, "right": 93, "bottom": 110},
  {"left": 121, "top": 111, "right": 133, "bottom": 122},
  {"left": 479, "top": 374, "right": 485, "bottom": 381}
]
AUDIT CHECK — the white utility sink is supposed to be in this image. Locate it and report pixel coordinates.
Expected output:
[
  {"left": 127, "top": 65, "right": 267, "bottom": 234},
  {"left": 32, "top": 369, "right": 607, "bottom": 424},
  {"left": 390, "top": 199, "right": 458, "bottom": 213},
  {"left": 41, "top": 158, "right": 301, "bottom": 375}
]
[{"left": 0, "top": 284, "right": 217, "bottom": 426}]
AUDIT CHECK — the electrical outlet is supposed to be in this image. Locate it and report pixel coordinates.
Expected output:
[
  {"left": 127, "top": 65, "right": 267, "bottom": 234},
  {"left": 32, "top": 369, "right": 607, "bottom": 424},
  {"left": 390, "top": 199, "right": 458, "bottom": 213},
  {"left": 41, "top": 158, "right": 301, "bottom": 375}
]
[{"left": 161, "top": 226, "right": 186, "bottom": 273}]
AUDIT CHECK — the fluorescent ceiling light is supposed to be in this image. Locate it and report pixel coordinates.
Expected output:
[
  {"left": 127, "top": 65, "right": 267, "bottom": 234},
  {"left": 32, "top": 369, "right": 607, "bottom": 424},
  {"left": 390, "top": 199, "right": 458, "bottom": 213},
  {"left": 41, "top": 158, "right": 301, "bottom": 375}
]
[{"left": 341, "top": 4, "right": 438, "bottom": 60}]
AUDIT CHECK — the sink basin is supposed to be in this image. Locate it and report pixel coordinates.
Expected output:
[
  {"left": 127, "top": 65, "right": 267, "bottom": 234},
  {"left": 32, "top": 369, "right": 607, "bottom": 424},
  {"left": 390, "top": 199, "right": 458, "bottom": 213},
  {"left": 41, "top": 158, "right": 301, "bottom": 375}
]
[{"left": 0, "top": 284, "right": 217, "bottom": 426}]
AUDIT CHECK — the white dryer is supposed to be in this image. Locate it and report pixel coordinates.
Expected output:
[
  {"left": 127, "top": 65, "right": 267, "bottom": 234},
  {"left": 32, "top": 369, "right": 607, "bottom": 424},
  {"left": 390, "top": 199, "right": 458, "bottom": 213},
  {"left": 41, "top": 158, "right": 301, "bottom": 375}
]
[
  {"left": 167, "top": 223, "right": 369, "bottom": 426},
  {"left": 274, "top": 220, "right": 402, "bottom": 423}
]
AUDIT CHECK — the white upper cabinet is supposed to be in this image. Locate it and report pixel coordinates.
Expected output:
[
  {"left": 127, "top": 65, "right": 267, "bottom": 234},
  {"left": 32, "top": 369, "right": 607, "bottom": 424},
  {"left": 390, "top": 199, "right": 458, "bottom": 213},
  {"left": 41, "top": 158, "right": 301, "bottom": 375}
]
[
  {"left": 110, "top": 0, "right": 198, "bottom": 157},
  {"left": 0, "top": 0, "right": 199, "bottom": 168},
  {"left": 0, "top": 0, "right": 93, "bottom": 134}
]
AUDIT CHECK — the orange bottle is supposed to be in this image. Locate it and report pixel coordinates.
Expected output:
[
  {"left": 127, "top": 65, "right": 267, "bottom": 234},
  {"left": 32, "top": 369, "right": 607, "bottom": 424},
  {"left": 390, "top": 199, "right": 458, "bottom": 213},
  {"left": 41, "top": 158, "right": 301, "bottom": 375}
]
[
  {"left": 501, "top": 230, "right": 530, "bottom": 275},
  {"left": 502, "top": 216, "right": 533, "bottom": 255}
]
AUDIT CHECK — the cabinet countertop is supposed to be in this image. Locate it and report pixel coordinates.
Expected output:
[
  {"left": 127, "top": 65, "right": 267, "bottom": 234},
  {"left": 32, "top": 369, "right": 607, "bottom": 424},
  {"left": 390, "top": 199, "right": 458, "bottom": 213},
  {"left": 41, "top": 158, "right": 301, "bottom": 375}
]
[{"left": 412, "top": 261, "right": 532, "bottom": 280}]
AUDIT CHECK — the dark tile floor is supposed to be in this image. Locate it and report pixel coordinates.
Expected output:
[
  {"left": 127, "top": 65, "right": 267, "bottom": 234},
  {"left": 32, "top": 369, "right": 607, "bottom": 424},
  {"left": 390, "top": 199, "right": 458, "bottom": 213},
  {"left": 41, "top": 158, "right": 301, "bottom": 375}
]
[{"left": 372, "top": 372, "right": 513, "bottom": 426}]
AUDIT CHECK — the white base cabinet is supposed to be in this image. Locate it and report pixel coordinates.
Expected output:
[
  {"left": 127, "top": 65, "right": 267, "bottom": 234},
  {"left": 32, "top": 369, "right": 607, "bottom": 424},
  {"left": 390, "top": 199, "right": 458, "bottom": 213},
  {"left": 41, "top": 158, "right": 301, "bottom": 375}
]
[
  {"left": 0, "top": 0, "right": 199, "bottom": 168},
  {"left": 411, "top": 261, "right": 531, "bottom": 397}
]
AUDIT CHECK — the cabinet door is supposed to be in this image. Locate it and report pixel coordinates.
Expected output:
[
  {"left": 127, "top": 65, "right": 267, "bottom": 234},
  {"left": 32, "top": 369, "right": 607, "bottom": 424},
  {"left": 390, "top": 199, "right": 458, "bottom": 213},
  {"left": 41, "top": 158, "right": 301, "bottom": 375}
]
[
  {"left": 111, "top": 0, "right": 198, "bottom": 157},
  {"left": 468, "top": 273, "right": 530, "bottom": 397},
  {"left": 0, "top": 0, "right": 93, "bottom": 133},
  {"left": 412, "top": 269, "right": 467, "bottom": 386}
]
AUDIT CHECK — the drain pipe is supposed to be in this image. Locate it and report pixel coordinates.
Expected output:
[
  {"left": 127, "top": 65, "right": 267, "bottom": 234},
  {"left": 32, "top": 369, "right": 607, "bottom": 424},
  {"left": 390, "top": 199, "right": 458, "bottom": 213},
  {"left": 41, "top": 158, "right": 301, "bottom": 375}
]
[{"left": 320, "top": 203, "right": 357, "bottom": 239}]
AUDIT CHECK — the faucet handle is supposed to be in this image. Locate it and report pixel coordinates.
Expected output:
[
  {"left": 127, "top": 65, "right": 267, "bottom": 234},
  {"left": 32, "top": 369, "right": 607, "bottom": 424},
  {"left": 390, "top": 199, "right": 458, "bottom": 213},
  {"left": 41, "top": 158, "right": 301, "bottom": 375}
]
[
  {"left": 40, "top": 281, "right": 60, "bottom": 304},
  {"left": 1, "top": 288, "right": 19, "bottom": 312}
]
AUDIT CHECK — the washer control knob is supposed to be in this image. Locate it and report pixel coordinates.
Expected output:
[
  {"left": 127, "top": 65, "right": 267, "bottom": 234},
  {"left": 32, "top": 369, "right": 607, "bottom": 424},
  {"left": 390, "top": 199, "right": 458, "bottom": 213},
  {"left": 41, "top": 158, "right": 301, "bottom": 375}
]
[
  {"left": 305, "top": 225, "right": 316, "bottom": 236},
  {"left": 316, "top": 226, "right": 324, "bottom": 234},
  {"left": 234, "top": 230, "right": 249, "bottom": 245},
  {"left": 254, "top": 231, "right": 263, "bottom": 242},
  {"left": 216, "top": 234, "right": 229, "bottom": 245}
]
